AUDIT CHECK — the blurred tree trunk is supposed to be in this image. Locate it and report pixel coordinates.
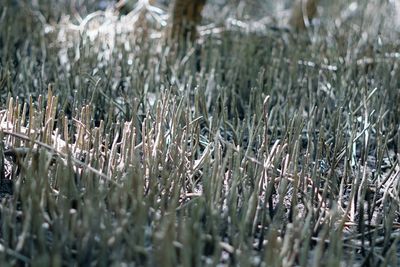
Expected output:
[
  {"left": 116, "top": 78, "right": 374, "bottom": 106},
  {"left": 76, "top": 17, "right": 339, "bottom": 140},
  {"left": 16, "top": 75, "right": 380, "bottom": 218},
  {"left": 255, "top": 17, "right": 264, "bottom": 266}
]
[
  {"left": 289, "top": 0, "right": 319, "bottom": 31},
  {"left": 169, "top": 0, "right": 206, "bottom": 44}
]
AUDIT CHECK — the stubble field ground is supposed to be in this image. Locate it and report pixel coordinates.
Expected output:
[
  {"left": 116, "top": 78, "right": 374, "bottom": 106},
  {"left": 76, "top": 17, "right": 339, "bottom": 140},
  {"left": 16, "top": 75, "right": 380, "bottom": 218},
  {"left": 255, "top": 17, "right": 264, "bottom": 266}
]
[{"left": 0, "top": 0, "right": 399, "bottom": 266}]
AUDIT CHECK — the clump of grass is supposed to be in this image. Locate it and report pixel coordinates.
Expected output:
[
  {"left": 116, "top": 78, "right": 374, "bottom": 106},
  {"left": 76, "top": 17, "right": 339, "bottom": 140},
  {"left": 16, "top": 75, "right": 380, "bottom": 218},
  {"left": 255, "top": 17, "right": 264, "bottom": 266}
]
[{"left": 0, "top": 0, "right": 400, "bottom": 266}]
